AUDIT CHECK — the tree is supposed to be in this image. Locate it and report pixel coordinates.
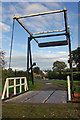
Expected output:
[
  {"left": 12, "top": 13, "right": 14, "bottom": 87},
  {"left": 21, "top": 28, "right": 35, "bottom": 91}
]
[
  {"left": 33, "top": 67, "right": 40, "bottom": 74},
  {"left": 71, "top": 47, "right": 80, "bottom": 70},
  {"left": 0, "top": 50, "right": 6, "bottom": 69},
  {"left": 47, "top": 70, "right": 57, "bottom": 79},
  {"left": 53, "top": 61, "right": 67, "bottom": 74}
]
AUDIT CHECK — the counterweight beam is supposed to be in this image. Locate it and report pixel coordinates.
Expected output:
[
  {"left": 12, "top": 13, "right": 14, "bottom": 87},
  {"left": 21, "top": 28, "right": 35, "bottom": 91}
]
[{"left": 38, "top": 40, "right": 68, "bottom": 47}]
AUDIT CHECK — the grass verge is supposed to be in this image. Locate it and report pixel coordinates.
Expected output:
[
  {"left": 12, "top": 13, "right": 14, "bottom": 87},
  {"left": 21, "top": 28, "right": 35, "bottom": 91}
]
[
  {"left": 2, "top": 103, "right": 80, "bottom": 119},
  {"left": 29, "top": 80, "right": 43, "bottom": 91}
]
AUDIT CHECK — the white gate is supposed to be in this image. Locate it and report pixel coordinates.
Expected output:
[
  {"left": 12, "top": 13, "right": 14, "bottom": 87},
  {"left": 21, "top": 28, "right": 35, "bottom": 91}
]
[{"left": 1, "top": 77, "right": 28, "bottom": 100}]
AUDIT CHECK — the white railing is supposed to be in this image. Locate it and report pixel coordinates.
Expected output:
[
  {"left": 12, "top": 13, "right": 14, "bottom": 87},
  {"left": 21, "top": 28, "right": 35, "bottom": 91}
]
[
  {"left": 67, "top": 76, "right": 71, "bottom": 102},
  {"left": 1, "top": 77, "right": 28, "bottom": 100}
]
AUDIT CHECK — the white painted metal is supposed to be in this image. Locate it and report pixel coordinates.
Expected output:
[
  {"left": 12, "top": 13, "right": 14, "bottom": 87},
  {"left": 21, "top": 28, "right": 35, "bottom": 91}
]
[
  {"left": 1, "top": 78, "right": 7, "bottom": 99},
  {"left": 14, "top": 9, "right": 64, "bottom": 19},
  {"left": 20, "top": 78, "right": 22, "bottom": 93},
  {"left": 8, "top": 83, "right": 26, "bottom": 88},
  {"left": 1, "top": 77, "right": 28, "bottom": 100},
  {"left": 25, "top": 78, "right": 28, "bottom": 91},
  {"left": 14, "top": 79, "right": 16, "bottom": 95},
  {"left": 24, "top": 78, "right": 26, "bottom": 91},
  {"left": 32, "top": 29, "right": 65, "bottom": 35},
  {"left": 67, "top": 76, "right": 71, "bottom": 101},
  {"left": 7, "top": 79, "right": 9, "bottom": 98},
  {"left": 7, "top": 77, "right": 26, "bottom": 80}
]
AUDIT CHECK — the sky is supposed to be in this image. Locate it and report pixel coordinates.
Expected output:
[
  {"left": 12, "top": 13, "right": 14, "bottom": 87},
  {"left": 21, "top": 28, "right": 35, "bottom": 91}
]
[{"left": 1, "top": 2, "right": 79, "bottom": 71}]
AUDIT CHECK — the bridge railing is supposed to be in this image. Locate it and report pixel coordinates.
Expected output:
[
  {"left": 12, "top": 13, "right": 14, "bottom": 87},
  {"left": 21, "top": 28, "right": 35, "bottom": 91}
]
[{"left": 1, "top": 77, "right": 28, "bottom": 100}]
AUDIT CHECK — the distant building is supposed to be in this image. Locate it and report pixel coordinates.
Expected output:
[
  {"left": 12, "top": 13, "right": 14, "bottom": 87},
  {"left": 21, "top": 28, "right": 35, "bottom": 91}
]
[
  {"left": 42, "top": 70, "right": 48, "bottom": 75},
  {"left": 33, "top": 72, "right": 46, "bottom": 80}
]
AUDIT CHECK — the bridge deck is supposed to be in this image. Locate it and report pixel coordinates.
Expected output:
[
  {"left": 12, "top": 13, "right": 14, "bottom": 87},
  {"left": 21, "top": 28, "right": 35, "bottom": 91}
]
[{"left": 4, "top": 90, "right": 67, "bottom": 103}]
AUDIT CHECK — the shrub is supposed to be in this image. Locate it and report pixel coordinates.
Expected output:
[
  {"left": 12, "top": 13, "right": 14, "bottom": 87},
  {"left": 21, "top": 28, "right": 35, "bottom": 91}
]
[{"left": 47, "top": 70, "right": 58, "bottom": 79}]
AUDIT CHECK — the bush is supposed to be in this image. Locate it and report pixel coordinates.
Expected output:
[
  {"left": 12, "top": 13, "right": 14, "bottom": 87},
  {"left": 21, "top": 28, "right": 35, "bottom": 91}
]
[
  {"left": 47, "top": 70, "right": 80, "bottom": 80},
  {"left": 57, "top": 73, "right": 67, "bottom": 80},
  {"left": 64, "top": 73, "right": 80, "bottom": 81},
  {"left": 73, "top": 73, "right": 80, "bottom": 81},
  {"left": 47, "top": 70, "right": 58, "bottom": 79},
  {"left": 47, "top": 70, "right": 67, "bottom": 80}
]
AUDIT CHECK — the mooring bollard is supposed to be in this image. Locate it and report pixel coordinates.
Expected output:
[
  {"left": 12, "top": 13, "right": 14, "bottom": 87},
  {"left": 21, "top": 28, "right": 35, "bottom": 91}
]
[{"left": 67, "top": 76, "right": 71, "bottom": 102}]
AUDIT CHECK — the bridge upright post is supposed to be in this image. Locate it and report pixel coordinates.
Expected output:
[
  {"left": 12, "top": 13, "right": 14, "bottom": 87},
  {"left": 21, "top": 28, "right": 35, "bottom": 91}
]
[
  {"left": 27, "top": 37, "right": 30, "bottom": 87},
  {"left": 29, "top": 37, "right": 34, "bottom": 85},
  {"left": 67, "top": 27, "right": 74, "bottom": 98},
  {"left": 64, "top": 7, "right": 74, "bottom": 99}
]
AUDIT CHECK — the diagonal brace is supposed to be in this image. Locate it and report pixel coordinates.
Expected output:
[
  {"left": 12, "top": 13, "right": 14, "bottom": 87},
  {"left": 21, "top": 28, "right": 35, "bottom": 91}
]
[{"left": 15, "top": 18, "right": 39, "bottom": 44}]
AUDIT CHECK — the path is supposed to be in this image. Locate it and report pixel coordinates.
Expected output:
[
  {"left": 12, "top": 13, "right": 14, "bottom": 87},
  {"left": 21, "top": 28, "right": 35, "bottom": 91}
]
[
  {"left": 34, "top": 79, "right": 67, "bottom": 91},
  {"left": 4, "top": 90, "right": 67, "bottom": 103}
]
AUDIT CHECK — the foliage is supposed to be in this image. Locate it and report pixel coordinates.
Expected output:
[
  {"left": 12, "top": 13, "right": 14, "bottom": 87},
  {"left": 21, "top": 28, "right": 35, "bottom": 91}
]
[
  {"left": 74, "top": 86, "right": 80, "bottom": 92},
  {"left": 52, "top": 61, "right": 67, "bottom": 74},
  {"left": 47, "top": 69, "right": 80, "bottom": 80},
  {"left": 0, "top": 50, "right": 6, "bottom": 68},
  {"left": 71, "top": 47, "right": 80, "bottom": 70},
  {"left": 33, "top": 66, "right": 40, "bottom": 74},
  {"left": 66, "top": 68, "right": 70, "bottom": 72},
  {"left": 47, "top": 70, "right": 58, "bottom": 79},
  {"left": 73, "top": 73, "right": 80, "bottom": 81}
]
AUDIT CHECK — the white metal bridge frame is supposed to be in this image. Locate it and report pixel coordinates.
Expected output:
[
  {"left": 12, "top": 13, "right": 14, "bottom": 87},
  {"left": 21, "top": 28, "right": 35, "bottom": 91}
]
[{"left": 1, "top": 77, "right": 28, "bottom": 100}]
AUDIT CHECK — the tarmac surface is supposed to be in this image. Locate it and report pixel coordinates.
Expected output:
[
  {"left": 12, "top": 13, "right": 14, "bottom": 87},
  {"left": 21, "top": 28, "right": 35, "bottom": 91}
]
[{"left": 4, "top": 90, "right": 67, "bottom": 103}]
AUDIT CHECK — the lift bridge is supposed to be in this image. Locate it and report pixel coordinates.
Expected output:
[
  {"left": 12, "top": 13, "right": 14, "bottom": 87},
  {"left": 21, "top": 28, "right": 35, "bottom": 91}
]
[{"left": 1, "top": 7, "right": 73, "bottom": 103}]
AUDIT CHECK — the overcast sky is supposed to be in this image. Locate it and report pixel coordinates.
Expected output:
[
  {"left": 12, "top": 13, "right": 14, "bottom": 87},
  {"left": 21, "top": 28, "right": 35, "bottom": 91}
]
[{"left": 1, "top": 2, "right": 78, "bottom": 71}]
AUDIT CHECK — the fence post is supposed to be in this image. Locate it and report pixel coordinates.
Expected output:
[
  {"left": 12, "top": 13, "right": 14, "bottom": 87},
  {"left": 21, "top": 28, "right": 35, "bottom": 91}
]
[
  {"left": 24, "top": 77, "right": 28, "bottom": 91},
  {"left": 67, "top": 76, "right": 71, "bottom": 102},
  {"left": 24, "top": 78, "right": 26, "bottom": 91},
  {"left": 20, "top": 78, "right": 22, "bottom": 93},
  {"left": 1, "top": 79, "right": 7, "bottom": 99},
  {"left": 14, "top": 78, "right": 16, "bottom": 95},
  {"left": 26, "top": 77, "right": 29, "bottom": 90},
  {"left": 7, "top": 78, "right": 9, "bottom": 98}
]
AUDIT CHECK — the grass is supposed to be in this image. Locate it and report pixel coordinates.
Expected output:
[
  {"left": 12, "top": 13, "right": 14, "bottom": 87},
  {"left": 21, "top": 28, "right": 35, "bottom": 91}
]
[
  {"left": 48, "top": 79, "right": 80, "bottom": 92},
  {"left": 75, "top": 87, "right": 80, "bottom": 92},
  {"left": 48, "top": 79, "right": 80, "bottom": 84},
  {"left": 49, "top": 79, "right": 67, "bottom": 84},
  {"left": 0, "top": 86, "right": 2, "bottom": 93},
  {"left": 72, "top": 81, "right": 80, "bottom": 92},
  {"left": 66, "top": 71, "right": 80, "bottom": 74},
  {"left": 2, "top": 103, "right": 80, "bottom": 119},
  {"left": 29, "top": 80, "right": 43, "bottom": 91}
]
